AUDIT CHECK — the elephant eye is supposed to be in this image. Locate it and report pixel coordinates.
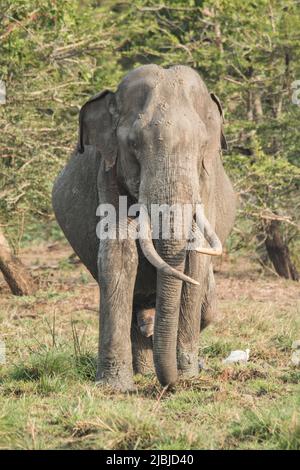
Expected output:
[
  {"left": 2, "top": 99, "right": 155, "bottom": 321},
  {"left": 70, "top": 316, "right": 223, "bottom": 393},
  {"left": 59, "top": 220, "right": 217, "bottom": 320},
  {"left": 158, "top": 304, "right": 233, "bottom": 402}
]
[{"left": 128, "top": 134, "right": 138, "bottom": 150}]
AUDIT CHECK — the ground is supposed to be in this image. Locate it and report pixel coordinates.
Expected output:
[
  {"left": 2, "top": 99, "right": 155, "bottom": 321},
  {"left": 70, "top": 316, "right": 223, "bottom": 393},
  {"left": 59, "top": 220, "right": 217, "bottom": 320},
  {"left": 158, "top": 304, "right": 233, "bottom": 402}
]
[{"left": 0, "top": 242, "right": 299, "bottom": 450}]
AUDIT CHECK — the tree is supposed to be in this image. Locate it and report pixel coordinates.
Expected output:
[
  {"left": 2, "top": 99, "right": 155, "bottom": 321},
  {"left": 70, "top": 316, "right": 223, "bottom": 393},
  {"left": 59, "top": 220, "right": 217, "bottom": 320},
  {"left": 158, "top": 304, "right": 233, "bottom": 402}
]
[
  {"left": 202, "top": 0, "right": 300, "bottom": 279},
  {"left": 0, "top": 226, "right": 37, "bottom": 295}
]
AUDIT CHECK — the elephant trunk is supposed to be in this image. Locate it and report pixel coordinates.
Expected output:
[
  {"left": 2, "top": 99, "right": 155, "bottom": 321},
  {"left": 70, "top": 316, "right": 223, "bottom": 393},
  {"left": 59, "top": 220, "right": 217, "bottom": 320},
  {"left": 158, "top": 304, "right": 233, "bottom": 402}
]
[
  {"left": 153, "top": 238, "right": 187, "bottom": 387},
  {"left": 135, "top": 182, "right": 222, "bottom": 387},
  {"left": 136, "top": 202, "right": 197, "bottom": 386},
  {"left": 136, "top": 192, "right": 190, "bottom": 387}
]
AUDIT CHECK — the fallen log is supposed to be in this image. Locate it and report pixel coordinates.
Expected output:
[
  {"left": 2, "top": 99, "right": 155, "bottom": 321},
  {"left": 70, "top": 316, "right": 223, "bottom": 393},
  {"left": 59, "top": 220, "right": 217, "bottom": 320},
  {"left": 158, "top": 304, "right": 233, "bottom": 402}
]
[{"left": 0, "top": 228, "right": 37, "bottom": 295}]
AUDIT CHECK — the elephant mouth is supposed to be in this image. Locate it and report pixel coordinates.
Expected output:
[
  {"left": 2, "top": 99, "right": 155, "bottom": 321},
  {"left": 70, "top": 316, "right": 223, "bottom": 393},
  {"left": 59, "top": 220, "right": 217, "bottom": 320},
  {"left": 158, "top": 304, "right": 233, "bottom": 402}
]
[{"left": 128, "top": 203, "right": 222, "bottom": 285}]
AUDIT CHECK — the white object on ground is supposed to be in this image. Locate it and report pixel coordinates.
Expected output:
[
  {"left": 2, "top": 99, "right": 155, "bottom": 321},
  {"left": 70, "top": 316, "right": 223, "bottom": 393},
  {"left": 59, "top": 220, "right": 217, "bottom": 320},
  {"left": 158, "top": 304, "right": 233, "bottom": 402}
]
[
  {"left": 290, "top": 340, "right": 300, "bottom": 367},
  {"left": 198, "top": 358, "right": 207, "bottom": 370},
  {"left": 223, "top": 349, "right": 250, "bottom": 364},
  {"left": 291, "top": 351, "right": 300, "bottom": 367}
]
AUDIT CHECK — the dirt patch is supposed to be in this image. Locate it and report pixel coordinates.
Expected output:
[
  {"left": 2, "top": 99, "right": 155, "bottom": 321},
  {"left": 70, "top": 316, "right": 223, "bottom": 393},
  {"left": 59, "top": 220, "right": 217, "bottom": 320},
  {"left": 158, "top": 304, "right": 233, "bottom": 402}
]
[{"left": 0, "top": 243, "right": 299, "bottom": 314}]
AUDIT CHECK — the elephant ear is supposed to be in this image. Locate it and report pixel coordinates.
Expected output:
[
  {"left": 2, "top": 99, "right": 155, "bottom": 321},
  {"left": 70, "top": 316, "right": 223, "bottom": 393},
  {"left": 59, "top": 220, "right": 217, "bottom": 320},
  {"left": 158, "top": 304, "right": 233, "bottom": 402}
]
[
  {"left": 210, "top": 92, "right": 228, "bottom": 151},
  {"left": 78, "top": 90, "right": 118, "bottom": 171}
]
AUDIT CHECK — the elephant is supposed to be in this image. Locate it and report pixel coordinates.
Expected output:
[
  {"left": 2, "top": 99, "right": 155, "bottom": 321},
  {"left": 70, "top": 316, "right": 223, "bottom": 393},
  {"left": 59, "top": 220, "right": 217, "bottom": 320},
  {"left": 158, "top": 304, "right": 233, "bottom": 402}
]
[{"left": 52, "top": 64, "right": 236, "bottom": 391}]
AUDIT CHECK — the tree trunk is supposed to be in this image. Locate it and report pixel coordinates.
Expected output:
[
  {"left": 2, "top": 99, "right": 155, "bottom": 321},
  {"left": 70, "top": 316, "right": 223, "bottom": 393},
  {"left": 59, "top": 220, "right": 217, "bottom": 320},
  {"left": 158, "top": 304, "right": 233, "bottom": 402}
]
[
  {"left": 0, "top": 228, "right": 37, "bottom": 295},
  {"left": 265, "top": 221, "right": 299, "bottom": 281}
]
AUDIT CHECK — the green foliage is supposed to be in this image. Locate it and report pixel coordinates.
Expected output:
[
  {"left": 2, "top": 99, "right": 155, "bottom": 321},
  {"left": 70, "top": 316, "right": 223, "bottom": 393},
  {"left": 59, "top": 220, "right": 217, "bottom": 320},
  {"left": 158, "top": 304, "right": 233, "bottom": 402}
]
[
  {"left": 1, "top": 0, "right": 299, "bottom": 261},
  {"left": 0, "top": 0, "right": 120, "bottom": 237}
]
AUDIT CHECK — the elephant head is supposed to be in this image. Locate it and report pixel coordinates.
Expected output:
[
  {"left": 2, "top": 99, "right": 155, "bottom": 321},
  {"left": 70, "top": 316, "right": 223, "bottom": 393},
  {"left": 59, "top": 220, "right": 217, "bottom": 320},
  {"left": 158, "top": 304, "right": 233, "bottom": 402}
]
[{"left": 77, "top": 65, "right": 226, "bottom": 386}]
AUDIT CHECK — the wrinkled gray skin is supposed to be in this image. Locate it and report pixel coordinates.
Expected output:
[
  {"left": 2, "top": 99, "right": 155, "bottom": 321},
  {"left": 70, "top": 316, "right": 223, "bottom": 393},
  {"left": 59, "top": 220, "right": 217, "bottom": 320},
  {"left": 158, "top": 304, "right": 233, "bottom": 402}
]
[{"left": 52, "top": 65, "right": 236, "bottom": 391}]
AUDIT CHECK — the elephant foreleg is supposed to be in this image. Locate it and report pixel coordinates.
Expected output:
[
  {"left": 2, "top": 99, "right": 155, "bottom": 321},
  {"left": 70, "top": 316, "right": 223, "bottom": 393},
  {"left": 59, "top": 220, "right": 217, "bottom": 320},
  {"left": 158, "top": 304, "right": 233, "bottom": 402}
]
[
  {"left": 177, "top": 251, "right": 204, "bottom": 378},
  {"left": 96, "top": 238, "right": 138, "bottom": 391},
  {"left": 200, "top": 263, "right": 218, "bottom": 331}
]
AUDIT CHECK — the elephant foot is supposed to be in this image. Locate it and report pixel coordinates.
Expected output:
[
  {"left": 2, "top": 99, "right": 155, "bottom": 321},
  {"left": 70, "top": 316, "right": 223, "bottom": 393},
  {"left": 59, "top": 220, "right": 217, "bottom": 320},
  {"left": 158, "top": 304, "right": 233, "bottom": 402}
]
[
  {"left": 177, "top": 349, "right": 199, "bottom": 378},
  {"left": 95, "top": 378, "right": 136, "bottom": 393},
  {"left": 96, "top": 367, "right": 135, "bottom": 392}
]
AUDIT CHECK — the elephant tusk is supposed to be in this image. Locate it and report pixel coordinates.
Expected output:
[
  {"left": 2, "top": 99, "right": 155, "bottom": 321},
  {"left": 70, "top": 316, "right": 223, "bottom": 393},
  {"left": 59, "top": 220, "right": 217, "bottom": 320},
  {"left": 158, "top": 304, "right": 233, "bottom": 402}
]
[
  {"left": 139, "top": 238, "right": 200, "bottom": 285},
  {"left": 191, "top": 215, "right": 222, "bottom": 257},
  {"left": 136, "top": 207, "right": 199, "bottom": 286}
]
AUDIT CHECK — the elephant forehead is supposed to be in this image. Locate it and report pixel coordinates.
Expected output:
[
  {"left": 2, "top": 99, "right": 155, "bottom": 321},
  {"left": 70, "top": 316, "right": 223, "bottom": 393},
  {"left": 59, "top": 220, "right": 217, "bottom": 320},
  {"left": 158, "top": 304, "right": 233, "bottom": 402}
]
[
  {"left": 119, "top": 64, "right": 203, "bottom": 88},
  {"left": 117, "top": 66, "right": 163, "bottom": 101},
  {"left": 117, "top": 65, "right": 206, "bottom": 111}
]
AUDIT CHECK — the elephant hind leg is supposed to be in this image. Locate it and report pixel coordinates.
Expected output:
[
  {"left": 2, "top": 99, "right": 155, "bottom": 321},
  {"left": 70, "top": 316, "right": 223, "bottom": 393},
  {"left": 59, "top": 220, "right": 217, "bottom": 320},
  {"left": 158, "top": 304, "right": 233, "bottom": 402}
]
[
  {"left": 131, "top": 308, "right": 154, "bottom": 375},
  {"left": 200, "top": 264, "right": 218, "bottom": 331}
]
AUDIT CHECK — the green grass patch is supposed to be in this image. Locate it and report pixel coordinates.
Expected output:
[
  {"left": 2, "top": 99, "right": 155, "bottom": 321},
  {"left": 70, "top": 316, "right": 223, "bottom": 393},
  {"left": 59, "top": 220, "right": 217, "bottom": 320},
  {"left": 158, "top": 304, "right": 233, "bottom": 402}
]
[{"left": 0, "top": 263, "right": 299, "bottom": 449}]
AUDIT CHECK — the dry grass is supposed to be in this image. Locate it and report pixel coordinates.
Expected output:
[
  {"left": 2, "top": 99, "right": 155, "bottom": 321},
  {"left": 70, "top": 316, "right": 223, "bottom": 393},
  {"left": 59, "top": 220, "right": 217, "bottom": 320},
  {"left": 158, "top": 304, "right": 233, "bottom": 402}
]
[{"left": 0, "top": 242, "right": 299, "bottom": 449}]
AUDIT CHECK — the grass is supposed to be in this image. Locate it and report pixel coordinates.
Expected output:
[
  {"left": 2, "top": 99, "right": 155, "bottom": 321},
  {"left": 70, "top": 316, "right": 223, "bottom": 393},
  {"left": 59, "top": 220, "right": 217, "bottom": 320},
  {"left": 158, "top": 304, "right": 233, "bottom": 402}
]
[{"left": 0, "top": 243, "right": 299, "bottom": 449}]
